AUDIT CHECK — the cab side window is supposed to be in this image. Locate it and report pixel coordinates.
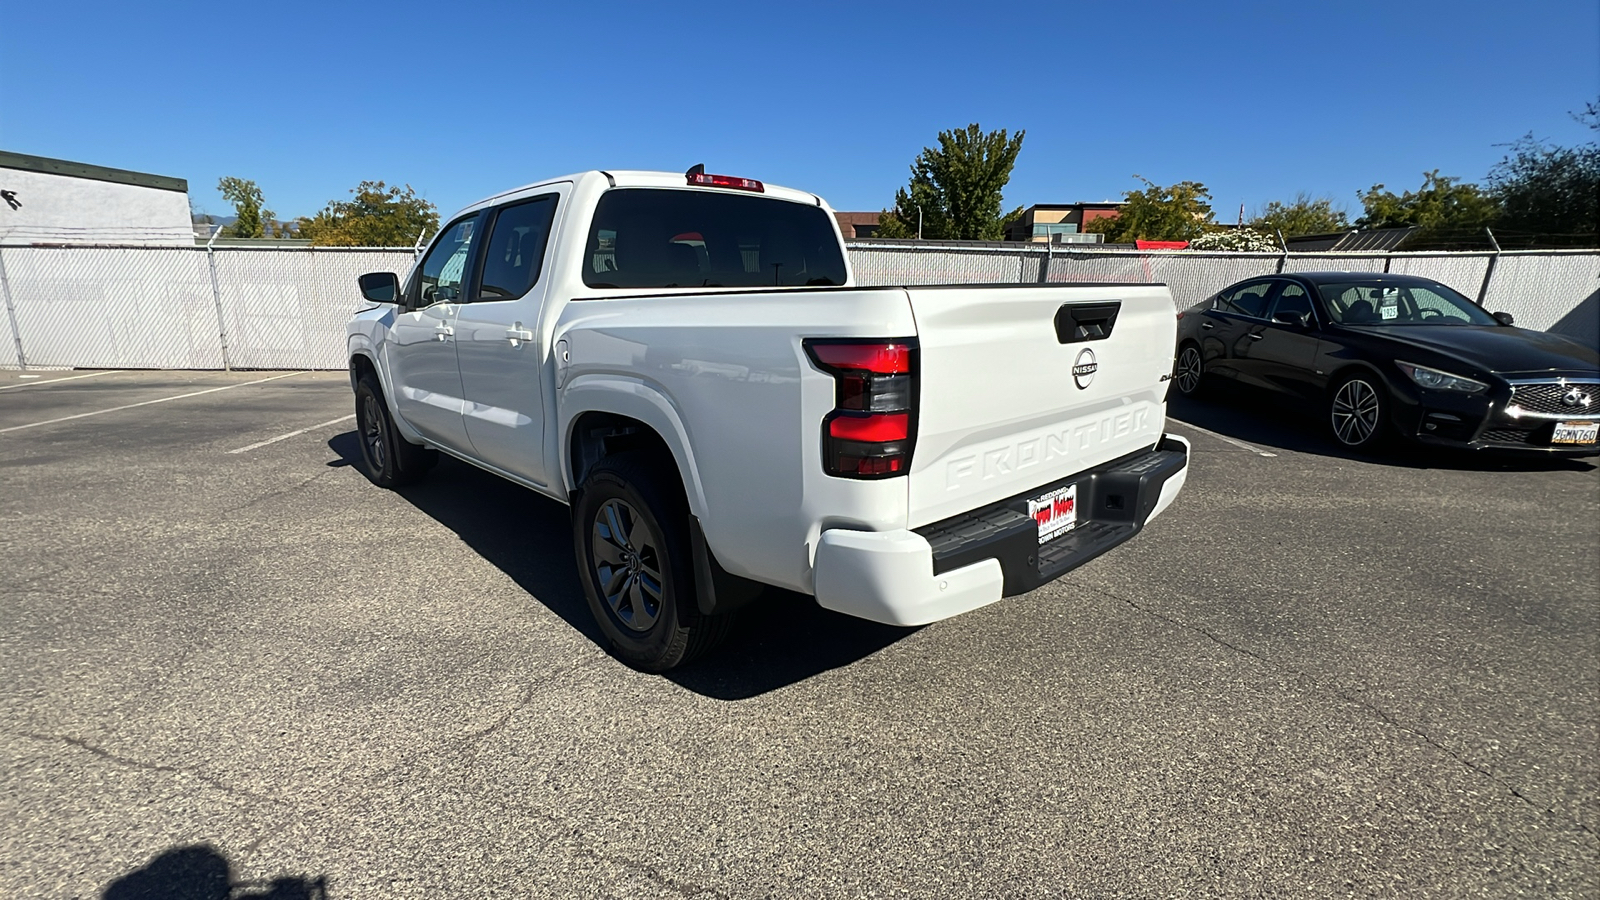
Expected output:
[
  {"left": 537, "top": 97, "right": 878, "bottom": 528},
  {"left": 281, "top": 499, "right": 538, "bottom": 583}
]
[
  {"left": 1216, "top": 281, "right": 1274, "bottom": 318},
  {"left": 411, "top": 215, "right": 480, "bottom": 308},
  {"left": 476, "top": 196, "right": 559, "bottom": 302}
]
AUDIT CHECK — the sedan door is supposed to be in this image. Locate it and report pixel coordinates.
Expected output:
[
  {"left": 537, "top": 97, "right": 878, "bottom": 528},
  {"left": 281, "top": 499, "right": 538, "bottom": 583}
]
[
  {"left": 1234, "top": 281, "right": 1325, "bottom": 400},
  {"left": 1195, "top": 279, "right": 1276, "bottom": 381},
  {"left": 454, "top": 191, "right": 564, "bottom": 486},
  {"left": 384, "top": 214, "right": 481, "bottom": 448}
]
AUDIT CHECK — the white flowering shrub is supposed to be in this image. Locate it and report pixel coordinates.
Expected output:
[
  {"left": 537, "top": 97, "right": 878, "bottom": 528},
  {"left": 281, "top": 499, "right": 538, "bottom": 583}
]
[{"left": 1189, "top": 229, "right": 1280, "bottom": 252}]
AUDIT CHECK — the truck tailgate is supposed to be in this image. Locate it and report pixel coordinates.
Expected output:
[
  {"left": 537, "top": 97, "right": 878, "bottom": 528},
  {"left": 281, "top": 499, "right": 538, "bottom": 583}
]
[{"left": 906, "top": 284, "right": 1175, "bottom": 528}]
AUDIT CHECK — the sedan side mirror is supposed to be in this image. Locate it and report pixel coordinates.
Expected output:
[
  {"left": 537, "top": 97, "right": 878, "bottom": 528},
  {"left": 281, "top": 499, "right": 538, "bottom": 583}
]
[
  {"left": 358, "top": 272, "right": 400, "bottom": 305},
  {"left": 1271, "top": 310, "right": 1310, "bottom": 329},
  {"left": 1492, "top": 311, "right": 1515, "bottom": 326}
]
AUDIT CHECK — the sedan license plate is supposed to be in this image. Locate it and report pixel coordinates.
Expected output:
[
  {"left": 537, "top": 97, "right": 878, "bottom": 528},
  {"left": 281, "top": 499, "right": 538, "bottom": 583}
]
[
  {"left": 1029, "top": 484, "right": 1078, "bottom": 545},
  {"left": 1552, "top": 420, "right": 1599, "bottom": 445}
]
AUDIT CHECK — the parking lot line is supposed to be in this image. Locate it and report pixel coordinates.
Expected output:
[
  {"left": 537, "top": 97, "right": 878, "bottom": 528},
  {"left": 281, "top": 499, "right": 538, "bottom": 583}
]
[
  {"left": 228, "top": 413, "right": 355, "bottom": 454},
  {"left": 0, "top": 372, "right": 308, "bottom": 435},
  {"left": 0, "top": 370, "right": 122, "bottom": 391},
  {"left": 1169, "top": 421, "right": 1278, "bottom": 457}
]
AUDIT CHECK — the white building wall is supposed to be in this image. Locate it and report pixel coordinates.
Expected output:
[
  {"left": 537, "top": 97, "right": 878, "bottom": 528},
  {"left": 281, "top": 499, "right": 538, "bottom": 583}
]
[{"left": 0, "top": 164, "right": 194, "bottom": 245}]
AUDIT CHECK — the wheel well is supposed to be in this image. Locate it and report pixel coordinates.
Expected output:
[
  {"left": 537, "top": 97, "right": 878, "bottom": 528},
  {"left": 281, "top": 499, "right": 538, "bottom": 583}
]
[
  {"left": 1326, "top": 363, "right": 1386, "bottom": 394},
  {"left": 349, "top": 353, "right": 378, "bottom": 392},
  {"left": 569, "top": 412, "right": 678, "bottom": 493}
]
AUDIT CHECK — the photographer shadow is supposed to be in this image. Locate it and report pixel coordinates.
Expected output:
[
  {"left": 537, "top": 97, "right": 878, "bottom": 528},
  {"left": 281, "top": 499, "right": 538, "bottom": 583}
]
[
  {"left": 327, "top": 433, "right": 912, "bottom": 700},
  {"left": 103, "top": 844, "right": 325, "bottom": 900}
]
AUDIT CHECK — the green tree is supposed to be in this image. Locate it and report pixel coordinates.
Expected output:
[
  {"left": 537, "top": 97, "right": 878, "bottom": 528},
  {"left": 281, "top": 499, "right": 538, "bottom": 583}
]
[
  {"left": 1355, "top": 170, "right": 1499, "bottom": 249},
  {"left": 1249, "top": 192, "right": 1349, "bottom": 237},
  {"left": 1085, "top": 177, "right": 1214, "bottom": 243},
  {"left": 879, "top": 124, "right": 1025, "bottom": 240},
  {"left": 217, "top": 177, "right": 271, "bottom": 239},
  {"left": 297, "top": 181, "right": 439, "bottom": 247},
  {"left": 1486, "top": 101, "right": 1600, "bottom": 248}
]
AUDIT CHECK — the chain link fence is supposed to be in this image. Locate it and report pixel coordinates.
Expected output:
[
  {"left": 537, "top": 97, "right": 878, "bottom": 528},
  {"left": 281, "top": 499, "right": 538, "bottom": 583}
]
[{"left": 0, "top": 242, "right": 1593, "bottom": 371}]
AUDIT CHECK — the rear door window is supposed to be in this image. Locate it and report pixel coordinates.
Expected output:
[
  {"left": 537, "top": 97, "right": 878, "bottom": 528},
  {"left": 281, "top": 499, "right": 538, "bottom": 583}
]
[
  {"left": 583, "top": 189, "right": 847, "bottom": 289},
  {"left": 476, "top": 195, "right": 559, "bottom": 302},
  {"left": 1216, "top": 280, "right": 1274, "bottom": 318}
]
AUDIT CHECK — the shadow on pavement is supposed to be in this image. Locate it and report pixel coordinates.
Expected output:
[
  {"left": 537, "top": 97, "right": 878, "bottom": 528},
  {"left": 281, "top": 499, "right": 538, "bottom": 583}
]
[
  {"left": 1168, "top": 389, "right": 1597, "bottom": 473},
  {"left": 102, "top": 844, "right": 326, "bottom": 900},
  {"left": 328, "top": 432, "right": 911, "bottom": 699}
]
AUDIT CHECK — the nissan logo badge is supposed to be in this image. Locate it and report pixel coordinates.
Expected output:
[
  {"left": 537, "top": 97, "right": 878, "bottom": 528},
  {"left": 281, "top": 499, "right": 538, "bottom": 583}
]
[{"left": 1073, "top": 348, "right": 1098, "bottom": 390}]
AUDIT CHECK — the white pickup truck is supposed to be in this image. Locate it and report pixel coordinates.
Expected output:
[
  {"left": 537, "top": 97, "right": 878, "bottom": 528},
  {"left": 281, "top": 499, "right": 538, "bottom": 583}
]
[{"left": 348, "top": 168, "right": 1189, "bottom": 670}]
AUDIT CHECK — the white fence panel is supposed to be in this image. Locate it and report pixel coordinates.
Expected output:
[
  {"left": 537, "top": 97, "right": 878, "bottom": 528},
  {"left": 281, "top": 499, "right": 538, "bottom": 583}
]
[
  {"left": 214, "top": 248, "right": 415, "bottom": 369},
  {"left": 0, "top": 243, "right": 1593, "bottom": 369},
  {"left": 3, "top": 246, "right": 221, "bottom": 368},
  {"left": 1481, "top": 253, "right": 1599, "bottom": 341}
]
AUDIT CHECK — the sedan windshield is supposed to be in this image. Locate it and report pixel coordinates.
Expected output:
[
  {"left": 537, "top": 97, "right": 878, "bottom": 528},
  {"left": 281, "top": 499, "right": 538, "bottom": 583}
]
[{"left": 1320, "top": 280, "right": 1498, "bottom": 326}]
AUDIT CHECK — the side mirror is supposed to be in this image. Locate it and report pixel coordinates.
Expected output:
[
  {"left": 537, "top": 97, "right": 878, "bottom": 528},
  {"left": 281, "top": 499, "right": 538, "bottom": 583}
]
[
  {"left": 358, "top": 272, "right": 400, "bottom": 305},
  {"left": 1272, "top": 310, "right": 1310, "bottom": 328},
  {"left": 1492, "top": 311, "right": 1515, "bottom": 327}
]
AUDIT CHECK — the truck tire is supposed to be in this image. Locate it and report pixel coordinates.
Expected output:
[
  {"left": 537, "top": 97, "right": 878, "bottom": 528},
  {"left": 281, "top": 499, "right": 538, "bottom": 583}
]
[
  {"left": 572, "top": 453, "right": 733, "bottom": 671},
  {"left": 354, "top": 373, "right": 436, "bottom": 487}
]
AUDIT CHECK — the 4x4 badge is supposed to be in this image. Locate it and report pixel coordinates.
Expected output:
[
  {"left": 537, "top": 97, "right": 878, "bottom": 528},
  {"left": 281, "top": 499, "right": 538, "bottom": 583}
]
[{"left": 1073, "top": 348, "right": 1098, "bottom": 390}]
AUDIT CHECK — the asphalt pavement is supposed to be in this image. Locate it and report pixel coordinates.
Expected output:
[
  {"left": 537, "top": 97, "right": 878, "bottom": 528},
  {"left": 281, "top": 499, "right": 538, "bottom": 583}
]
[{"left": 1, "top": 369, "right": 1596, "bottom": 898}]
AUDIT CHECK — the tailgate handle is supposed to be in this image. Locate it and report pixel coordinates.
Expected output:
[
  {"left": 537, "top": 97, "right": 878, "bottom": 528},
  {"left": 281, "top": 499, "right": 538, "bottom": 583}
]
[{"left": 1055, "top": 301, "right": 1121, "bottom": 343}]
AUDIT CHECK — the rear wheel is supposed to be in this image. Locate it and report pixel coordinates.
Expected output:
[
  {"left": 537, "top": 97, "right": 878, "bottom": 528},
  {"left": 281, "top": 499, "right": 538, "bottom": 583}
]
[
  {"left": 1328, "top": 374, "right": 1388, "bottom": 451},
  {"left": 572, "top": 453, "right": 733, "bottom": 671},
  {"left": 1174, "top": 343, "right": 1206, "bottom": 397},
  {"left": 353, "top": 373, "right": 436, "bottom": 487}
]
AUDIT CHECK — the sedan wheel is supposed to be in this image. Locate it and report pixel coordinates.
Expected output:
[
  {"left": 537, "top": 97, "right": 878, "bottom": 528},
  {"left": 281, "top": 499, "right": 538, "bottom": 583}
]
[
  {"left": 1330, "top": 376, "right": 1386, "bottom": 449},
  {"left": 1175, "top": 345, "right": 1204, "bottom": 396}
]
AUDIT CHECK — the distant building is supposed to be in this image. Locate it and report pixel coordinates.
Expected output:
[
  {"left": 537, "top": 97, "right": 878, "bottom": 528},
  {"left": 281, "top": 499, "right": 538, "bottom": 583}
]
[
  {"left": 1005, "top": 202, "right": 1124, "bottom": 243},
  {"left": 0, "top": 150, "right": 193, "bottom": 245},
  {"left": 833, "top": 211, "right": 882, "bottom": 240}
]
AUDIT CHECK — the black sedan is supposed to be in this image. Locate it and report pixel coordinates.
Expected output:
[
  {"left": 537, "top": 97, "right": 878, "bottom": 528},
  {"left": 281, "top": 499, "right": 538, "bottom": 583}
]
[{"left": 1173, "top": 272, "right": 1600, "bottom": 456}]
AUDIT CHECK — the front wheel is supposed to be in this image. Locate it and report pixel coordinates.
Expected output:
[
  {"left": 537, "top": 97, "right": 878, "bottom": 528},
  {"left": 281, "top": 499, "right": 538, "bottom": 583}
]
[
  {"left": 1328, "top": 374, "right": 1388, "bottom": 451},
  {"left": 353, "top": 373, "right": 436, "bottom": 487},
  {"left": 571, "top": 453, "right": 733, "bottom": 671}
]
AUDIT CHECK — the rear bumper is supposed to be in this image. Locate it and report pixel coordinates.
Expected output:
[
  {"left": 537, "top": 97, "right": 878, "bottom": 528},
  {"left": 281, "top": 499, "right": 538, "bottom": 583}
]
[{"left": 813, "top": 435, "right": 1190, "bottom": 626}]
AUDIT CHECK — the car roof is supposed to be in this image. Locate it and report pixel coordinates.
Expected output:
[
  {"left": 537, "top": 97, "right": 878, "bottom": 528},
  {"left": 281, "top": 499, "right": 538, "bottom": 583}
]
[{"left": 1284, "top": 271, "right": 1445, "bottom": 287}]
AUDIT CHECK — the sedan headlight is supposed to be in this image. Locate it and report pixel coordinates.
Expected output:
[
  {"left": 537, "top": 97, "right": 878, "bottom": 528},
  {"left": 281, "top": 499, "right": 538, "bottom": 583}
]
[{"left": 1396, "top": 361, "right": 1488, "bottom": 393}]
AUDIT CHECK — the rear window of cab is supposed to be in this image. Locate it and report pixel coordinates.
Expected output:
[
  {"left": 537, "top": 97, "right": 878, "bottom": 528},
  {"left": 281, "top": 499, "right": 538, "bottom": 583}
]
[{"left": 584, "top": 189, "right": 847, "bottom": 290}]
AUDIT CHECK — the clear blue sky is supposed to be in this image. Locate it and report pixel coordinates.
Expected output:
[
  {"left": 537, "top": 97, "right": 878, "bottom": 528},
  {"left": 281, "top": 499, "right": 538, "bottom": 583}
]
[{"left": 2, "top": 0, "right": 1595, "bottom": 224}]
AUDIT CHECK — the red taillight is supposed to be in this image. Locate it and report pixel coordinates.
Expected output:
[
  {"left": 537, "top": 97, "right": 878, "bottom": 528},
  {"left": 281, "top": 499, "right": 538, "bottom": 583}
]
[
  {"left": 828, "top": 413, "right": 909, "bottom": 442},
  {"left": 806, "top": 339, "right": 917, "bottom": 479},
  {"left": 687, "top": 172, "right": 764, "bottom": 192}
]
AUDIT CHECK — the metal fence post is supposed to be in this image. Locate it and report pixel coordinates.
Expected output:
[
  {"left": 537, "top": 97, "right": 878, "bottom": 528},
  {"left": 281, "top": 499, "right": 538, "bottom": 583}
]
[
  {"left": 1037, "top": 240, "right": 1053, "bottom": 284},
  {"left": 0, "top": 246, "right": 26, "bottom": 370},
  {"left": 1475, "top": 229, "right": 1503, "bottom": 307},
  {"left": 205, "top": 226, "right": 233, "bottom": 371}
]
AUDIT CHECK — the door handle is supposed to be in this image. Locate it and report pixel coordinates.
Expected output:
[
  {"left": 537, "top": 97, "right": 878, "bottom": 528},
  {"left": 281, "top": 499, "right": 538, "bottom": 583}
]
[
  {"left": 506, "top": 322, "right": 534, "bottom": 347},
  {"left": 1200, "top": 322, "right": 1215, "bottom": 330},
  {"left": 1247, "top": 332, "right": 1264, "bottom": 340}
]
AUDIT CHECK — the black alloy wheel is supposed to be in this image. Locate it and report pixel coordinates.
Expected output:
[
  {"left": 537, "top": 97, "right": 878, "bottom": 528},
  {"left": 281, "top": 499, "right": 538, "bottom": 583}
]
[
  {"left": 1174, "top": 344, "right": 1205, "bottom": 396},
  {"left": 590, "top": 498, "right": 665, "bottom": 633},
  {"left": 571, "top": 453, "right": 734, "bottom": 671},
  {"left": 352, "top": 372, "right": 436, "bottom": 487},
  {"left": 1329, "top": 374, "right": 1387, "bottom": 450}
]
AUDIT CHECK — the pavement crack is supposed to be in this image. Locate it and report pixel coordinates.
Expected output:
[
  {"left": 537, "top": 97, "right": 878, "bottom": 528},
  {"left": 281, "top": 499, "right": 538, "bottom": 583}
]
[
  {"left": 20, "top": 732, "right": 289, "bottom": 808},
  {"left": 461, "top": 683, "right": 536, "bottom": 742},
  {"left": 1093, "top": 586, "right": 1599, "bottom": 845}
]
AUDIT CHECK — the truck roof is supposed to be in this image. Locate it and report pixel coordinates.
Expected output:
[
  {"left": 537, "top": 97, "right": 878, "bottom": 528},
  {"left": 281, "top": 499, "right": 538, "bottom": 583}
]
[{"left": 463, "top": 170, "right": 827, "bottom": 216}]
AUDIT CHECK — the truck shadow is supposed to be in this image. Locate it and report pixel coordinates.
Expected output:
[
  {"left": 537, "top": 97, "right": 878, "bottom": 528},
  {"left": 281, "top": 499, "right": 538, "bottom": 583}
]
[
  {"left": 328, "top": 433, "right": 912, "bottom": 699},
  {"left": 1168, "top": 391, "right": 1597, "bottom": 473}
]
